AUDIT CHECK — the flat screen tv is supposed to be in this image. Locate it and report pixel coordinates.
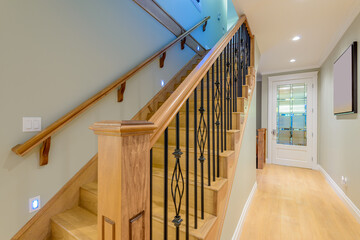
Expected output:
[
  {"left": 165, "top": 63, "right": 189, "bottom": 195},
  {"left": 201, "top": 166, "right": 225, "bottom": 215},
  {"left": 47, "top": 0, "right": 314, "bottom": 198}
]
[{"left": 333, "top": 42, "right": 357, "bottom": 115}]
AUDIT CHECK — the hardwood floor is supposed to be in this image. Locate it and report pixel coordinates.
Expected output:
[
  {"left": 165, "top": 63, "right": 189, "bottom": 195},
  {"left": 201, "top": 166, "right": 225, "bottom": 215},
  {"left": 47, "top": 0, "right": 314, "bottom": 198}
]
[{"left": 240, "top": 164, "right": 360, "bottom": 240}]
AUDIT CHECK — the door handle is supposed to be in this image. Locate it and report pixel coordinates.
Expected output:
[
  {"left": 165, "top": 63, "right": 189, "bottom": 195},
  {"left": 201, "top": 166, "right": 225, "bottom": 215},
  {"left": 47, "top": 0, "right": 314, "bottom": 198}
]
[{"left": 271, "top": 129, "right": 276, "bottom": 136}]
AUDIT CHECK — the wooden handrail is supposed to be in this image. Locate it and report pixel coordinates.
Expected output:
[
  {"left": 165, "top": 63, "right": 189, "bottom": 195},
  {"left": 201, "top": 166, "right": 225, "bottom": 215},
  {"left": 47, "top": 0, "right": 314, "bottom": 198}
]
[
  {"left": 149, "top": 15, "right": 253, "bottom": 146},
  {"left": 12, "top": 16, "right": 210, "bottom": 162}
]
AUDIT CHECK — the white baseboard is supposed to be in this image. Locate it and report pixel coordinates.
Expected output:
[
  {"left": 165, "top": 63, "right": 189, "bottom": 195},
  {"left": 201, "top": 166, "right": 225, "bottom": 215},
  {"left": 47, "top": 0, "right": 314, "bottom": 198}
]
[
  {"left": 318, "top": 164, "right": 360, "bottom": 223},
  {"left": 232, "top": 182, "right": 258, "bottom": 240}
]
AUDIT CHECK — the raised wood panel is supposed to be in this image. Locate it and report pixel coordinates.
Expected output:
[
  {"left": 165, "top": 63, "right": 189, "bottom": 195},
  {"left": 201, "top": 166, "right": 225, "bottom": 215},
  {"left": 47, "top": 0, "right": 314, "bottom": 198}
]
[
  {"left": 129, "top": 212, "right": 145, "bottom": 240},
  {"left": 103, "top": 217, "right": 115, "bottom": 240}
]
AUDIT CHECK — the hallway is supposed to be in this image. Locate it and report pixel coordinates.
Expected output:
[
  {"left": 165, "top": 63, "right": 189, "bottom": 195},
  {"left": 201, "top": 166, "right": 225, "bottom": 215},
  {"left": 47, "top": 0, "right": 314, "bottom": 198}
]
[{"left": 240, "top": 165, "right": 360, "bottom": 240}]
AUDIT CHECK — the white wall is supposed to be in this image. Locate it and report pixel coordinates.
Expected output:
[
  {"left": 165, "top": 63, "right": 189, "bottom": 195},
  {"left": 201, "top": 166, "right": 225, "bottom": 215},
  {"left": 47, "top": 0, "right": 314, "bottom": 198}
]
[
  {"left": 318, "top": 12, "right": 360, "bottom": 210},
  {"left": 0, "top": 1, "right": 226, "bottom": 238}
]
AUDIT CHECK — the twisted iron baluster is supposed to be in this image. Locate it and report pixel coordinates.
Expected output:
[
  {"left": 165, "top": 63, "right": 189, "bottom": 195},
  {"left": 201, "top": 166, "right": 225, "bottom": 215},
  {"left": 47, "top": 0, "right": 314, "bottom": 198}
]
[
  {"left": 171, "top": 113, "right": 184, "bottom": 239},
  {"left": 197, "top": 79, "right": 207, "bottom": 219},
  {"left": 234, "top": 33, "right": 240, "bottom": 115},
  {"left": 225, "top": 43, "right": 231, "bottom": 131},
  {"left": 214, "top": 58, "right": 221, "bottom": 178},
  {"left": 240, "top": 26, "right": 246, "bottom": 88}
]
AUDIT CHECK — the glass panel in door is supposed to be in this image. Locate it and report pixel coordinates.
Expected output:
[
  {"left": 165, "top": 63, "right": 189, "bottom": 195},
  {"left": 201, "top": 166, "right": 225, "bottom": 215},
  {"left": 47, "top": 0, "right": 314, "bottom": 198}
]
[{"left": 276, "top": 83, "right": 307, "bottom": 146}]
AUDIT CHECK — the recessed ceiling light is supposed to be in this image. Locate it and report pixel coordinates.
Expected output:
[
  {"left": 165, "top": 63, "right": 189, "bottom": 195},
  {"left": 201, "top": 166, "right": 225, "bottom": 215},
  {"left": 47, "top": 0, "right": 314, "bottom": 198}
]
[
  {"left": 292, "top": 36, "right": 301, "bottom": 41},
  {"left": 290, "top": 59, "right": 296, "bottom": 63}
]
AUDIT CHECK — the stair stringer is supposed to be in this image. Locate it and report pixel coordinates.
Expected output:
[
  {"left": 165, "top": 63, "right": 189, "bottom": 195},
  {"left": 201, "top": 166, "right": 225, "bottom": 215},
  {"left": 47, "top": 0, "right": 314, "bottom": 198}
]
[{"left": 206, "top": 68, "right": 256, "bottom": 240}]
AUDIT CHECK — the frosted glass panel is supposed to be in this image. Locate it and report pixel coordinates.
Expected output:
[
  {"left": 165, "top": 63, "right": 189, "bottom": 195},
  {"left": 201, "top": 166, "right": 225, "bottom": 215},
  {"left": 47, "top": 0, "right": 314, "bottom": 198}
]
[{"left": 276, "top": 83, "right": 307, "bottom": 146}]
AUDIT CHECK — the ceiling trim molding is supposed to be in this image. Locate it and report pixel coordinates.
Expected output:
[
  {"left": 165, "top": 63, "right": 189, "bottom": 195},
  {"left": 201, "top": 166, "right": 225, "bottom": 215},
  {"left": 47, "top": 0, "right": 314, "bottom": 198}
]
[
  {"left": 260, "top": 65, "right": 320, "bottom": 76},
  {"left": 318, "top": 4, "right": 360, "bottom": 67}
]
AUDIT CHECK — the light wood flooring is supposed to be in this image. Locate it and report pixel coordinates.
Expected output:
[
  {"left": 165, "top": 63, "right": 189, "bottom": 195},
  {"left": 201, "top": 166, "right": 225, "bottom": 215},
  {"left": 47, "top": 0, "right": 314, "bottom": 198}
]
[{"left": 240, "top": 164, "right": 360, "bottom": 240}]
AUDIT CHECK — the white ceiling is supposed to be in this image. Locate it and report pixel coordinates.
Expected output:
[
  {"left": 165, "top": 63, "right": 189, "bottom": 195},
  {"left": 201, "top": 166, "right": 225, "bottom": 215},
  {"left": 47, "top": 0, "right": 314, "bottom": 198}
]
[{"left": 232, "top": 0, "right": 360, "bottom": 74}]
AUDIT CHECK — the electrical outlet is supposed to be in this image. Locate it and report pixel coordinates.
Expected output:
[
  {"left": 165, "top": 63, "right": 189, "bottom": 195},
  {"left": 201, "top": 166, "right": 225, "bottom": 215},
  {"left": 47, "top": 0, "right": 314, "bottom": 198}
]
[{"left": 29, "top": 196, "right": 41, "bottom": 213}]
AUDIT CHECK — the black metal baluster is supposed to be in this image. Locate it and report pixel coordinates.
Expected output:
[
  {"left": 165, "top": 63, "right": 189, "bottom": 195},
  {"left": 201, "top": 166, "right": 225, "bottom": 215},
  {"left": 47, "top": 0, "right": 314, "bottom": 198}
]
[
  {"left": 220, "top": 51, "right": 227, "bottom": 150},
  {"left": 164, "top": 128, "right": 168, "bottom": 239},
  {"left": 230, "top": 38, "right": 233, "bottom": 131},
  {"left": 226, "top": 44, "right": 232, "bottom": 129},
  {"left": 238, "top": 28, "right": 242, "bottom": 98},
  {"left": 234, "top": 30, "right": 239, "bottom": 113},
  {"left": 215, "top": 58, "right": 221, "bottom": 178},
  {"left": 207, "top": 71, "right": 211, "bottom": 187},
  {"left": 219, "top": 58, "right": 223, "bottom": 155},
  {"left": 186, "top": 99, "right": 190, "bottom": 240},
  {"left": 197, "top": 79, "right": 207, "bottom": 220},
  {"left": 236, "top": 30, "right": 241, "bottom": 109},
  {"left": 220, "top": 52, "right": 226, "bottom": 152},
  {"left": 224, "top": 46, "right": 228, "bottom": 132},
  {"left": 211, "top": 65, "right": 216, "bottom": 182},
  {"left": 171, "top": 113, "right": 184, "bottom": 240},
  {"left": 194, "top": 87, "right": 198, "bottom": 229},
  {"left": 233, "top": 33, "right": 236, "bottom": 114},
  {"left": 150, "top": 148, "right": 153, "bottom": 240}
]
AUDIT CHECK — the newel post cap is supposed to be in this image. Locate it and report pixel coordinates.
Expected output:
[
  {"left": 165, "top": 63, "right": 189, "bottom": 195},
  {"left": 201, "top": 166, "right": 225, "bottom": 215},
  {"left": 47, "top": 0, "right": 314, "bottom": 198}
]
[{"left": 90, "top": 120, "right": 157, "bottom": 136}]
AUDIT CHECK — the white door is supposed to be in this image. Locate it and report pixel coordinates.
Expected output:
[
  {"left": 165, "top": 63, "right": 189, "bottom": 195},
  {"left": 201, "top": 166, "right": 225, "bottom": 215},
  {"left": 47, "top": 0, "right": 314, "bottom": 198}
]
[{"left": 268, "top": 72, "right": 318, "bottom": 169}]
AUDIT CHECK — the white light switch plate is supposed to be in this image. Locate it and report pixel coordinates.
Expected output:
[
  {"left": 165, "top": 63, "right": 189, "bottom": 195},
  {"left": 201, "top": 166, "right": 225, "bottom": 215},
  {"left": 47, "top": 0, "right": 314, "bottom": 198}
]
[{"left": 23, "top": 117, "right": 41, "bottom": 132}]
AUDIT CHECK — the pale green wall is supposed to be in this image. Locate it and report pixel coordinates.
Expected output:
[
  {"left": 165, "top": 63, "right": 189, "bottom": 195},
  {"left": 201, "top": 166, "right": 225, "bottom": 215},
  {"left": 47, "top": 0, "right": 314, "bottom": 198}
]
[
  {"left": 318, "top": 12, "right": 360, "bottom": 209},
  {"left": 0, "top": 1, "right": 228, "bottom": 238},
  {"left": 220, "top": 40, "right": 260, "bottom": 240}
]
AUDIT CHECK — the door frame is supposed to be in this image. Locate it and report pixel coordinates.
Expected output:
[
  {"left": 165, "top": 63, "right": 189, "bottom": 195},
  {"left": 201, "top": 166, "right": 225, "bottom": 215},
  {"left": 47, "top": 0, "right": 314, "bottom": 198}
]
[{"left": 267, "top": 71, "right": 318, "bottom": 169}]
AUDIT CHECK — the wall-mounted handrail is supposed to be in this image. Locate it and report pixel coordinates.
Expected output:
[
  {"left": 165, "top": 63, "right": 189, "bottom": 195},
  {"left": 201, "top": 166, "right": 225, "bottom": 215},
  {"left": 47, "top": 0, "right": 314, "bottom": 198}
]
[
  {"left": 149, "top": 15, "right": 254, "bottom": 146},
  {"left": 12, "top": 16, "right": 210, "bottom": 164}
]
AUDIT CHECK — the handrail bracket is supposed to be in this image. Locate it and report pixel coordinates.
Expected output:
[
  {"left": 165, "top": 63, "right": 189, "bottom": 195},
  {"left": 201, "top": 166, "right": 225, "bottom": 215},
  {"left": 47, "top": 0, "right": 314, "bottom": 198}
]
[
  {"left": 160, "top": 52, "right": 167, "bottom": 68},
  {"left": 117, "top": 82, "right": 127, "bottom": 102},
  {"left": 39, "top": 137, "right": 51, "bottom": 166},
  {"left": 181, "top": 37, "right": 186, "bottom": 50},
  {"left": 203, "top": 21, "right": 208, "bottom": 32}
]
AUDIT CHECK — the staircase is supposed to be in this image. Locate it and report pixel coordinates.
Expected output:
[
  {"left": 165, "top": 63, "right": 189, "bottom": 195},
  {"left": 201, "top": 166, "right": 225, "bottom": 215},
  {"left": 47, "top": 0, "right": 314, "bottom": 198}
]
[
  {"left": 12, "top": 16, "right": 254, "bottom": 240},
  {"left": 48, "top": 65, "right": 253, "bottom": 240}
]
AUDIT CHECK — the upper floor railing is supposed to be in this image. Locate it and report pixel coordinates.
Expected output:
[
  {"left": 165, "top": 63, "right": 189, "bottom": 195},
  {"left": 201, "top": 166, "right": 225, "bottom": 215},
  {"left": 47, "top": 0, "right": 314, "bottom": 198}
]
[{"left": 11, "top": 16, "right": 210, "bottom": 166}]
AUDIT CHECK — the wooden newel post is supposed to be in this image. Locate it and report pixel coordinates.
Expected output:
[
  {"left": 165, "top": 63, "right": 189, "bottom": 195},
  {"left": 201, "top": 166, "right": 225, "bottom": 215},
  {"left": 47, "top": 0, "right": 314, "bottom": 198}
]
[{"left": 90, "top": 120, "right": 156, "bottom": 240}]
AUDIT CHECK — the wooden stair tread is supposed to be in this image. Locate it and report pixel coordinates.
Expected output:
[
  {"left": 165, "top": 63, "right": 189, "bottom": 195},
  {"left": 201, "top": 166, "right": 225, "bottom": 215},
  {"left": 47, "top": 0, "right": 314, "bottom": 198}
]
[
  {"left": 152, "top": 167, "right": 227, "bottom": 191},
  {"left": 51, "top": 206, "right": 97, "bottom": 240},
  {"left": 152, "top": 201, "right": 217, "bottom": 239}
]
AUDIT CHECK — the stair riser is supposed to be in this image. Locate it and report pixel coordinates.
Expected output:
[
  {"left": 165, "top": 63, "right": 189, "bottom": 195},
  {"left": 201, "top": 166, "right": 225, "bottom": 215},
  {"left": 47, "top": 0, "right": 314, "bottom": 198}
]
[
  {"left": 152, "top": 174, "right": 219, "bottom": 216},
  {"left": 79, "top": 188, "right": 98, "bottom": 215},
  {"left": 152, "top": 147, "right": 229, "bottom": 179},
  {"left": 51, "top": 221, "right": 78, "bottom": 240}
]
